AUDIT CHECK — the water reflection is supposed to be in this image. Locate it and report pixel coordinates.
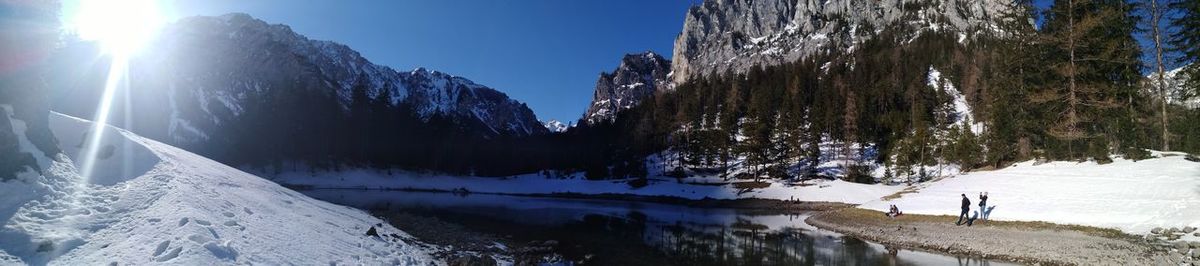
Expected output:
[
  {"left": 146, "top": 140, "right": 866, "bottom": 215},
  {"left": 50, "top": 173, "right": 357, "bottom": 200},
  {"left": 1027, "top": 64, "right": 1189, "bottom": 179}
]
[{"left": 303, "top": 190, "right": 1017, "bottom": 266}]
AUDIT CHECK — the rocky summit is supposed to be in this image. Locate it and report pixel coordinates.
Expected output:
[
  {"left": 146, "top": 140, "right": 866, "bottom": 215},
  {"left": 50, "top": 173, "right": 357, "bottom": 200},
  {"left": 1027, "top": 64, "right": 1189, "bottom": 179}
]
[{"left": 583, "top": 51, "right": 672, "bottom": 124}]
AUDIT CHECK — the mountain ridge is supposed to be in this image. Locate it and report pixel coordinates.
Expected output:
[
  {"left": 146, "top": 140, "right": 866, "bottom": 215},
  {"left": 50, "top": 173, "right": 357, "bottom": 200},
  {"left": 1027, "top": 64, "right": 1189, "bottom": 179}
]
[{"left": 670, "top": 0, "right": 1016, "bottom": 84}]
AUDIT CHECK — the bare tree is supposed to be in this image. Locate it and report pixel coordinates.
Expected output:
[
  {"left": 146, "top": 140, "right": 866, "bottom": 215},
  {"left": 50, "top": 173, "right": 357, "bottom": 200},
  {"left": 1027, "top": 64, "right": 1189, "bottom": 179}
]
[{"left": 1146, "top": 0, "right": 1172, "bottom": 151}]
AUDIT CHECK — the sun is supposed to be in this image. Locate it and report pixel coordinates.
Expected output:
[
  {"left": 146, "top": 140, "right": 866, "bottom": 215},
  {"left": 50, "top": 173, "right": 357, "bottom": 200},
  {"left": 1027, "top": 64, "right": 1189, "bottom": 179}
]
[{"left": 71, "top": 0, "right": 165, "bottom": 56}]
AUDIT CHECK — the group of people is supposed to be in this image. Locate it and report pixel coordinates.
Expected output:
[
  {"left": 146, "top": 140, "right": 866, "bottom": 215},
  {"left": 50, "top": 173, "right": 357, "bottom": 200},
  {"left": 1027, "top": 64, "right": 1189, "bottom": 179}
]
[
  {"left": 882, "top": 192, "right": 993, "bottom": 224},
  {"left": 956, "top": 192, "right": 990, "bottom": 226}
]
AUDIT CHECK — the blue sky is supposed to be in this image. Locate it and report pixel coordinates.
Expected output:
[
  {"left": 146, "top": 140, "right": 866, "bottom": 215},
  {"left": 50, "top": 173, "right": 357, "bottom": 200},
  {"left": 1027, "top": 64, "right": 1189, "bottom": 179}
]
[
  {"left": 60, "top": 0, "right": 1173, "bottom": 123},
  {"left": 64, "top": 0, "right": 699, "bottom": 123}
]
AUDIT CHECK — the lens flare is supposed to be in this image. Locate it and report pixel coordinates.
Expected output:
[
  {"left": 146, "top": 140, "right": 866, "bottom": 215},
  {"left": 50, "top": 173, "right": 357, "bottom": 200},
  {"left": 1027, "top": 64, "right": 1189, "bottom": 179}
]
[{"left": 77, "top": 58, "right": 127, "bottom": 182}]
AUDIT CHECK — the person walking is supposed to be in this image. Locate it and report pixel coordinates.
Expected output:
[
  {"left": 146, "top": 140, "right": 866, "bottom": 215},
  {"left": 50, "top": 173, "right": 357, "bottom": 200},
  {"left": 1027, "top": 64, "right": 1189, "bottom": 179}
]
[
  {"left": 956, "top": 194, "right": 971, "bottom": 225},
  {"left": 978, "top": 192, "right": 989, "bottom": 221}
]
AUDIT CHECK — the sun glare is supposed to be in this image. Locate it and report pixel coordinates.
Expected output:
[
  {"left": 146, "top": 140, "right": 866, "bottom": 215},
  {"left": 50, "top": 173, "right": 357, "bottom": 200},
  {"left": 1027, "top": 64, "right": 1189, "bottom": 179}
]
[
  {"left": 69, "top": 0, "right": 164, "bottom": 183},
  {"left": 72, "top": 0, "right": 164, "bottom": 56}
]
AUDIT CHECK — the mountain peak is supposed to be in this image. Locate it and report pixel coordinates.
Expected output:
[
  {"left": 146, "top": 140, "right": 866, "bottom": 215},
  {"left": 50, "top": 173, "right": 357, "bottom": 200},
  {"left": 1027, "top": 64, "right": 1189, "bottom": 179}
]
[
  {"left": 543, "top": 119, "right": 570, "bottom": 133},
  {"left": 583, "top": 50, "right": 673, "bottom": 124}
]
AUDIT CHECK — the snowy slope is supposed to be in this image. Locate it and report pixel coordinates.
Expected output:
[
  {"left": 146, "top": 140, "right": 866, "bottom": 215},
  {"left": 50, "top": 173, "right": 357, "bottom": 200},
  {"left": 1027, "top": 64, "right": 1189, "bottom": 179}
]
[
  {"left": 0, "top": 112, "right": 436, "bottom": 265},
  {"left": 274, "top": 170, "right": 901, "bottom": 205},
  {"left": 860, "top": 154, "right": 1200, "bottom": 239}
]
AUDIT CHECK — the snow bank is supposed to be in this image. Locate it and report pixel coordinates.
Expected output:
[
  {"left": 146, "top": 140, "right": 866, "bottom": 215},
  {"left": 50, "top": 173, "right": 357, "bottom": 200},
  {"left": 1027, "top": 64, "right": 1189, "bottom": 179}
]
[
  {"left": 0, "top": 113, "right": 436, "bottom": 265},
  {"left": 275, "top": 169, "right": 902, "bottom": 205},
  {"left": 861, "top": 154, "right": 1200, "bottom": 239}
]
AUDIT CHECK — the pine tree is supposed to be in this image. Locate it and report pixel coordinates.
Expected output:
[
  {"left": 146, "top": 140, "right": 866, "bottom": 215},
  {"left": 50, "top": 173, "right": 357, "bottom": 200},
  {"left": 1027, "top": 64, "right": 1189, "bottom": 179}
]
[
  {"left": 984, "top": 0, "right": 1040, "bottom": 165},
  {"left": 1169, "top": 0, "right": 1200, "bottom": 101},
  {"left": 1038, "top": 0, "right": 1142, "bottom": 159}
]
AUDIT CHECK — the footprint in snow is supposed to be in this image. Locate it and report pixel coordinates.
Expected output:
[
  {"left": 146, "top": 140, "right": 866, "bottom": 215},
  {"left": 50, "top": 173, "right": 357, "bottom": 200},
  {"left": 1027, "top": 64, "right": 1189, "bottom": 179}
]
[
  {"left": 222, "top": 212, "right": 235, "bottom": 218},
  {"left": 153, "top": 245, "right": 182, "bottom": 262},
  {"left": 194, "top": 219, "right": 212, "bottom": 226},
  {"left": 242, "top": 207, "right": 253, "bottom": 215},
  {"left": 152, "top": 241, "right": 171, "bottom": 257},
  {"left": 178, "top": 218, "right": 189, "bottom": 227},
  {"left": 187, "top": 233, "right": 213, "bottom": 244}
]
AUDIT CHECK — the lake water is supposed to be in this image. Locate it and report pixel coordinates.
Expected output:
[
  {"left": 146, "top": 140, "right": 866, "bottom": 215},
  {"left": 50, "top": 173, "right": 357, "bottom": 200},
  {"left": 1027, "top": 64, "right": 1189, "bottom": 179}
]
[{"left": 303, "top": 190, "right": 1019, "bottom": 266}]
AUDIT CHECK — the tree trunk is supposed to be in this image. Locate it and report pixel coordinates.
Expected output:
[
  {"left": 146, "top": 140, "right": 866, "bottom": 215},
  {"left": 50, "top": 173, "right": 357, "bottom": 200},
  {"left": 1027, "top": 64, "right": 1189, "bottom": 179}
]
[{"left": 1150, "top": 0, "right": 1170, "bottom": 151}]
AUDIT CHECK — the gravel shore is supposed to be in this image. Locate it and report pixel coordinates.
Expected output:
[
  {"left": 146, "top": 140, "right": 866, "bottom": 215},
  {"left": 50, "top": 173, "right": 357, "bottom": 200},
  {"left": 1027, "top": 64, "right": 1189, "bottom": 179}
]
[{"left": 807, "top": 208, "right": 1173, "bottom": 265}]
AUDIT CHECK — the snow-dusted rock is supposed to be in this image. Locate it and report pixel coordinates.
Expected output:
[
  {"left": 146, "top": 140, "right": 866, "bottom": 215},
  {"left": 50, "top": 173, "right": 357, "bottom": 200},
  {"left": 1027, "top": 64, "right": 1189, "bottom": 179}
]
[
  {"left": 583, "top": 51, "right": 672, "bottom": 124},
  {"left": 542, "top": 119, "right": 570, "bottom": 133}
]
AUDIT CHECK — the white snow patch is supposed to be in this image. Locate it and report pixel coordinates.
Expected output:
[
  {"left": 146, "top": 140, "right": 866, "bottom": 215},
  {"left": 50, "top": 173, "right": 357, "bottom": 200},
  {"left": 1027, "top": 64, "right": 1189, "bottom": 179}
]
[{"left": 928, "top": 67, "right": 983, "bottom": 134}]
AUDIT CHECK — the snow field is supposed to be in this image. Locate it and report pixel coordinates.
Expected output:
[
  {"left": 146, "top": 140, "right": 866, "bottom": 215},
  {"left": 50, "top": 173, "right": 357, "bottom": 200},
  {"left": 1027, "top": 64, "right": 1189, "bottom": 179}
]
[{"left": 861, "top": 153, "right": 1200, "bottom": 240}]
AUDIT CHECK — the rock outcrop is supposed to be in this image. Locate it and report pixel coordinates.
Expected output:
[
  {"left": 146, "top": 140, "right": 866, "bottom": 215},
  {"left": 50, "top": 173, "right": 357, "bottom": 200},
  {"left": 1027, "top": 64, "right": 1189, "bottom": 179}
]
[{"left": 582, "top": 51, "right": 672, "bottom": 124}]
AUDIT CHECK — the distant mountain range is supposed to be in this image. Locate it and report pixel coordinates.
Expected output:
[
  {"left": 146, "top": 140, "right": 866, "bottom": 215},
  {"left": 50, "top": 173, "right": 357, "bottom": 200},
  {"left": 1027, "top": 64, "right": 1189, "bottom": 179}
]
[
  {"left": 54, "top": 13, "right": 546, "bottom": 145},
  {"left": 50, "top": 13, "right": 552, "bottom": 171}
]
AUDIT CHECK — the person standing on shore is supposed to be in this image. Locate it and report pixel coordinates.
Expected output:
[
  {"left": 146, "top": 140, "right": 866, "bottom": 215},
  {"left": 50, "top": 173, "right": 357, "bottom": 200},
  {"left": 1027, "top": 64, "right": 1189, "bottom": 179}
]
[
  {"left": 956, "top": 194, "right": 971, "bottom": 225},
  {"left": 978, "top": 192, "right": 989, "bottom": 221}
]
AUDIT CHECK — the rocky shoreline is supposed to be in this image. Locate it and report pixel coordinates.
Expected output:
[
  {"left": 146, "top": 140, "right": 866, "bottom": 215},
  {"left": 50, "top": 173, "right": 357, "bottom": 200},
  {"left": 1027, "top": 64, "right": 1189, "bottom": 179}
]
[
  {"left": 307, "top": 187, "right": 1193, "bottom": 265},
  {"left": 806, "top": 208, "right": 1178, "bottom": 265},
  {"left": 291, "top": 186, "right": 854, "bottom": 212}
]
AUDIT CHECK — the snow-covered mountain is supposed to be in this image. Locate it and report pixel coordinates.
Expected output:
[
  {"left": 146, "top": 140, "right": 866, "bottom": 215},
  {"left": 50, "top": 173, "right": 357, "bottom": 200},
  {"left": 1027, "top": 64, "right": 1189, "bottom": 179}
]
[
  {"left": 0, "top": 109, "right": 437, "bottom": 264},
  {"left": 57, "top": 13, "right": 545, "bottom": 147},
  {"left": 582, "top": 51, "right": 672, "bottom": 124},
  {"left": 1147, "top": 66, "right": 1198, "bottom": 109},
  {"left": 172, "top": 13, "right": 544, "bottom": 137},
  {"left": 543, "top": 119, "right": 570, "bottom": 133},
  {"left": 670, "top": 0, "right": 1016, "bottom": 84}
]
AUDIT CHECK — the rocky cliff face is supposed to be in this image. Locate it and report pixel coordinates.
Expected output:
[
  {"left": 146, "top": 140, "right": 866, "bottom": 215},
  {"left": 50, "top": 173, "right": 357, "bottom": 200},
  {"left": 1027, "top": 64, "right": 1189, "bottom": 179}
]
[
  {"left": 670, "top": 0, "right": 1015, "bottom": 84},
  {"left": 583, "top": 51, "right": 672, "bottom": 124}
]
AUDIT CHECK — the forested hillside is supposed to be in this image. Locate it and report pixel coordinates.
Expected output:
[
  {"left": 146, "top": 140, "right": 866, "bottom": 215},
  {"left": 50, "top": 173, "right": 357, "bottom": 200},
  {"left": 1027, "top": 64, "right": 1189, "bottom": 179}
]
[{"left": 536, "top": 0, "right": 1200, "bottom": 183}]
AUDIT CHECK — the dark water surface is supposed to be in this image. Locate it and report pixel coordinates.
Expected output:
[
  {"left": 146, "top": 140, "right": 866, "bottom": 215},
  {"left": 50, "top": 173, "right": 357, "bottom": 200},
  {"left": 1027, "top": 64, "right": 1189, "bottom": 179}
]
[{"left": 304, "top": 190, "right": 1018, "bottom": 266}]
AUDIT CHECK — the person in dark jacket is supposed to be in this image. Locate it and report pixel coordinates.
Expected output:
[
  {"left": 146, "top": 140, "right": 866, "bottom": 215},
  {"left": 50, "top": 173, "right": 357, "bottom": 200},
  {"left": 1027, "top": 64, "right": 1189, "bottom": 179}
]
[
  {"left": 956, "top": 194, "right": 970, "bottom": 225},
  {"left": 978, "top": 192, "right": 989, "bottom": 221}
]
